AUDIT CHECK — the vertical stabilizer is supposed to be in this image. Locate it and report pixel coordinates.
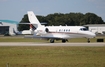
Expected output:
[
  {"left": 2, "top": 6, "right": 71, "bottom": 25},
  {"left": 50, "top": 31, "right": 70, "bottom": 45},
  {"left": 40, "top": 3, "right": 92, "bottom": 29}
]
[{"left": 27, "top": 11, "right": 42, "bottom": 28}]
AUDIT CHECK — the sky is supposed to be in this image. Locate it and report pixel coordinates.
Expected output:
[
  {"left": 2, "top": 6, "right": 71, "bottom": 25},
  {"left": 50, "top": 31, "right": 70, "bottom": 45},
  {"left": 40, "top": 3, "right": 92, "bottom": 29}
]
[{"left": 0, "top": 0, "right": 105, "bottom": 22}]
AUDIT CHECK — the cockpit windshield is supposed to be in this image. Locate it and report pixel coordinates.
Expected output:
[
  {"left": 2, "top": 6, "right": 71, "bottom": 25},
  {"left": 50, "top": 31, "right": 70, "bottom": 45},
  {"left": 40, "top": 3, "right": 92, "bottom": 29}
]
[{"left": 80, "top": 28, "right": 88, "bottom": 31}]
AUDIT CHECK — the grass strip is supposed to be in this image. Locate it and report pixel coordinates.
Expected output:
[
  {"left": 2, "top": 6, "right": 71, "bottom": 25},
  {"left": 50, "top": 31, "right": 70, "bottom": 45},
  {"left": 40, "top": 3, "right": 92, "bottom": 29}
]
[
  {"left": 0, "top": 46, "right": 105, "bottom": 67},
  {"left": 0, "top": 36, "right": 105, "bottom": 43}
]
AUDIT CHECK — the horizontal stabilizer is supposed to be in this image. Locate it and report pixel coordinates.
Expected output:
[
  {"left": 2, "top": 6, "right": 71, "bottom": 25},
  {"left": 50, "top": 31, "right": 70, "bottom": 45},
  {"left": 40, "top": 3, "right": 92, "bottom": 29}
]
[{"left": 19, "top": 22, "right": 47, "bottom": 25}]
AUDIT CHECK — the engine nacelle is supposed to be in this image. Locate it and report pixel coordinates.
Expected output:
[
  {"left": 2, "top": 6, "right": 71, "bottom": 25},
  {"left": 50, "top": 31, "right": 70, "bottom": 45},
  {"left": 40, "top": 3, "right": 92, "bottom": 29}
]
[
  {"left": 34, "top": 27, "right": 49, "bottom": 35},
  {"left": 45, "top": 28, "right": 49, "bottom": 33}
]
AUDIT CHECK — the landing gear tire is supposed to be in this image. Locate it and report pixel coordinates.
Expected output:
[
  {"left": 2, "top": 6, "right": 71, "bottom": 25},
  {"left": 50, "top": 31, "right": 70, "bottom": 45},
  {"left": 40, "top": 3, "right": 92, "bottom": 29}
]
[
  {"left": 62, "top": 39, "right": 66, "bottom": 43},
  {"left": 50, "top": 39, "right": 54, "bottom": 43},
  {"left": 87, "top": 38, "right": 90, "bottom": 43}
]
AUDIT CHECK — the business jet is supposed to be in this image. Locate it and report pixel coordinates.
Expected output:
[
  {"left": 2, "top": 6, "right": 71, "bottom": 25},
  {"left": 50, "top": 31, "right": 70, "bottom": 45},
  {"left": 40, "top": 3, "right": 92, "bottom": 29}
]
[{"left": 27, "top": 11, "right": 96, "bottom": 43}]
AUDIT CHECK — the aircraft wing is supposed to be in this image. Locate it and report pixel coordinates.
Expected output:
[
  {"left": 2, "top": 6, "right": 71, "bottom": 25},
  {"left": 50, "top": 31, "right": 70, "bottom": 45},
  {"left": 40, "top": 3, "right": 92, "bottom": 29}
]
[
  {"left": 0, "top": 20, "right": 19, "bottom": 24},
  {"left": 19, "top": 22, "right": 47, "bottom": 25},
  {"left": 25, "top": 35, "right": 63, "bottom": 40},
  {"left": 25, "top": 33, "right": 70, "bottom": 39},
  {"left": 0, "top": 20, "right": 47, "bottom": 25}
]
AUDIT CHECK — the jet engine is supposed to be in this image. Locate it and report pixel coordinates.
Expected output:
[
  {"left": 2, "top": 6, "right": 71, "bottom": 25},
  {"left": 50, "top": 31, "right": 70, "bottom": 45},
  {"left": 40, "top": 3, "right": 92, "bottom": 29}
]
[
  {"left": 45, "top": 28, "right": 49, "bottom": 33},
  {"left": 35, "top": 27, "right": 50, "bottom": 36}
]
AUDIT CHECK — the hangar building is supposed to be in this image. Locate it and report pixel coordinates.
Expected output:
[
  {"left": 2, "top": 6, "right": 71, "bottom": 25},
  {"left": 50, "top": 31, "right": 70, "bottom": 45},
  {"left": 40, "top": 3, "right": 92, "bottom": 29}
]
[
  {"left": 84, "top": 24, "right": 105, "bottom": 34},
  {"left": 0, "top": 20, "right": 18, "bottom": 35}
]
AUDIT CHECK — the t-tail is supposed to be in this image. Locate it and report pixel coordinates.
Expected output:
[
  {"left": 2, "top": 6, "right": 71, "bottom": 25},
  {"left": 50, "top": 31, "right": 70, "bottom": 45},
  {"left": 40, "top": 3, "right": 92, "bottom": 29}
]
[{"left": 27, "top": 11, "right": 42, "bottom": 28}]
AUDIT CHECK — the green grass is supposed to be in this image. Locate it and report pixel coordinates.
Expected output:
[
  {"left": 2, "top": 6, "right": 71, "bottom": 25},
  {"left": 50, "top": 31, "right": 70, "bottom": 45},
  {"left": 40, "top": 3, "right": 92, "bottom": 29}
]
[
  {"left": 0, "top": 47, "right": 105, "bottom": 67},
  {"left": 0, "top": 37, "right": 46, "bottom": 42},
  {"left": 0, "top": 36, "right": 105, "bottom": 43},
  {"left": 0, "top": 36, "right": 105, "bottom": 67}
]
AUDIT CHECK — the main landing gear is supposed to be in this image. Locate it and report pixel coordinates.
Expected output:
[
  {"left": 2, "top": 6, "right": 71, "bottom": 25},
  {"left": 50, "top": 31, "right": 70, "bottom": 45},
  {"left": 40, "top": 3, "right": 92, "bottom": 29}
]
[
  {"left": 87, "top": 38, "right": 90, "bottom": 43},
  {"left": 50, "top": 39, "right": 54, "bottom": 43},
  {"left": 62, "top": 39, "right": 68, "bottom": 43},
  {"left": 50, "top": 39, "right": 68, "bottom": 43}
]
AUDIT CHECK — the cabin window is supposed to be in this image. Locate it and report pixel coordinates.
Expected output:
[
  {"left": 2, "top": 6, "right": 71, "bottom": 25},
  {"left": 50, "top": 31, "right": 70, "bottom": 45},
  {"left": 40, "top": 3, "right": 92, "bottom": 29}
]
[
  {"left": 80, "top": 28, "right": 88, "bottom": 31},
  {"left": 59, "top": 29, "right": 70, "bottom": 32}
]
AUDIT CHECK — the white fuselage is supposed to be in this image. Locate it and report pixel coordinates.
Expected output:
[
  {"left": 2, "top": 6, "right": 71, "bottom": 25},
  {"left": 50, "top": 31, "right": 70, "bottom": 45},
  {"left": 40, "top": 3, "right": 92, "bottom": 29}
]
[{"left": 34, "top": 26, "right": 96, "bottom": 39}]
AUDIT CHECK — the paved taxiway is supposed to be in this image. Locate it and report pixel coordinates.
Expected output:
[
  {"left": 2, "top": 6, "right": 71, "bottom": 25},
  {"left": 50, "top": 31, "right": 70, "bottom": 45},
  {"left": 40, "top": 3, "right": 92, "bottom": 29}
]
[{"left": 0, "top": 42, "right": 105, "bottom": 46}]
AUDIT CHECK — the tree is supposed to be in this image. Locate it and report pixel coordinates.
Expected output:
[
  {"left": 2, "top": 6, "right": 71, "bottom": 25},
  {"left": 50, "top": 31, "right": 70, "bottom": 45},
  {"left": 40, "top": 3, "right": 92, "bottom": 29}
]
[
  {"left": 18, "top": 14, "right": 30, "bottom": 31},
  {"left": 82, "top": 13, "right": 104, "bottom": 24},
  {"left": 18, "top": 12, "right": 105, "bottom": 30}
]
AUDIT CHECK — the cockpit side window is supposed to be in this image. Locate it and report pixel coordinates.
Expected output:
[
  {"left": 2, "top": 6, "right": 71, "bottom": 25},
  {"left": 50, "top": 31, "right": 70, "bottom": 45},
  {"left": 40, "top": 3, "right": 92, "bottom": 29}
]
[{"left": 80, "top": 28, "right": 88, "bottom": 31}]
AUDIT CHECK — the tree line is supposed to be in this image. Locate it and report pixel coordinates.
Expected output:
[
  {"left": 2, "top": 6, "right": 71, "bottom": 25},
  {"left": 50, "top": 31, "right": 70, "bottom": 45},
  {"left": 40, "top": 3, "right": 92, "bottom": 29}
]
[{"left": 18, "top": 12, "right": 105, "bottom": 31}]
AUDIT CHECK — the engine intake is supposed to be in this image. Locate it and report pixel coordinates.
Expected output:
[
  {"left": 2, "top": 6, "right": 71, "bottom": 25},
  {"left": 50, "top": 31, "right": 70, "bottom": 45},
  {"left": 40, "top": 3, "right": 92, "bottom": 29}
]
[{"left": 45, "top": 28, "right": 49, "bottom": 33}]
